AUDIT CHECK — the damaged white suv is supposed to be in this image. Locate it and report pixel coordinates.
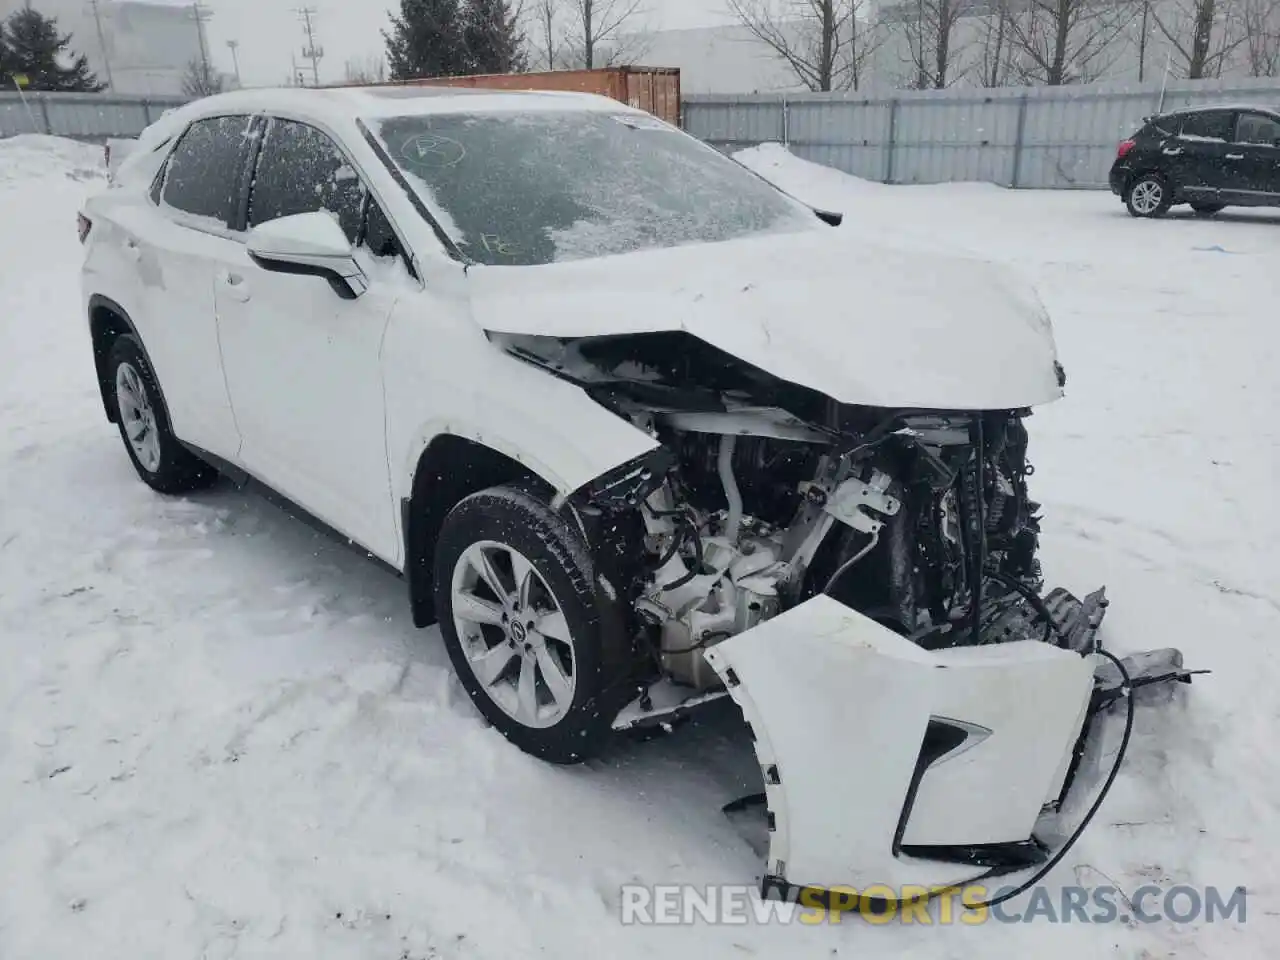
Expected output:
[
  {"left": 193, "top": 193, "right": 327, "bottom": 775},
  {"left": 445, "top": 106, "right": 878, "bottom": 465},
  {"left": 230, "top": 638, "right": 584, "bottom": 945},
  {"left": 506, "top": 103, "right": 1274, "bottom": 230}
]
[{"left": 81, "top": 86, "right": 1193, "bottom": 896}]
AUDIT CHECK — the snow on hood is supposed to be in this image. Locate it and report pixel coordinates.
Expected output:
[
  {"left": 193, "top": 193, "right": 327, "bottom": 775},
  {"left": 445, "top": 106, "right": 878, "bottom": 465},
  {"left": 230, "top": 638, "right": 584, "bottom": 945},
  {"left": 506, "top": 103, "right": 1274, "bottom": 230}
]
[{"left": 469, "top": 228, "right": 1064, "bottom": 410}]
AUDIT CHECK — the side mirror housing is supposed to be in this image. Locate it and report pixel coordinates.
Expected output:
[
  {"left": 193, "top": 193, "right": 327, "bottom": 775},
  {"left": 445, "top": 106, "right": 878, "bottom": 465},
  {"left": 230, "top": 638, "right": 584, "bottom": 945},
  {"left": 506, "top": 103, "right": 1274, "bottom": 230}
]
[{"left": 246, "top": 211, "right": 369, "bottom": 299}]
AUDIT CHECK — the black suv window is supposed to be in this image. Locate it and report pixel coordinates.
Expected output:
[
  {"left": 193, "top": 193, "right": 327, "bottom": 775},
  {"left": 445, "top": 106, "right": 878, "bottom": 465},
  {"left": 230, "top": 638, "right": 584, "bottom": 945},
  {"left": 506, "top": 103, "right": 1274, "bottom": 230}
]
[
  {"left": 161, "top": 115, "right": 252, "bottom": 222},
  {"left": 1178, "top": 111, "right": 1233, "bottom": 141},
  {"left": 1235, "top": 112, "right": 1280, "bottom": 145},
  {"left": 249, "top": 119, "right": 367, "bottom": 243}
]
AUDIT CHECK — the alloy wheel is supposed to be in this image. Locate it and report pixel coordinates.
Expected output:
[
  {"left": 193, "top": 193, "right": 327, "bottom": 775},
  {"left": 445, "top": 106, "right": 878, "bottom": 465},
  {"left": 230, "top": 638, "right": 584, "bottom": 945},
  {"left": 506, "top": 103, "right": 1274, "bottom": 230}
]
[
  {"left": 450, "top": 540, "right": 578, "bottom": 729},
  {"left": 1130, "top": 179, "right": 1163, "bottom": 215},
  {"left": 115, "top": 361, "right": 161, "bottom": 473}
]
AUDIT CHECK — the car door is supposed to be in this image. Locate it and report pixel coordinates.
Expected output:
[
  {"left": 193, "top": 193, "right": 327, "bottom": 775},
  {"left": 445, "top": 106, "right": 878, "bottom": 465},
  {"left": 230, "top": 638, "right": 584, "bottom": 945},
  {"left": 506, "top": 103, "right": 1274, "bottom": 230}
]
[
  {"left": 130, "top": 114, "right": 251, "bottom": 461},
  {"left": 1228, "top": 111, "right": 1280, "bottom": 204},
  {"left": 1167, "top": 110, "right": 1235, "bottom": 201},
  {"left": 211, "top": 116, "right": 405, "bottom": 563}
]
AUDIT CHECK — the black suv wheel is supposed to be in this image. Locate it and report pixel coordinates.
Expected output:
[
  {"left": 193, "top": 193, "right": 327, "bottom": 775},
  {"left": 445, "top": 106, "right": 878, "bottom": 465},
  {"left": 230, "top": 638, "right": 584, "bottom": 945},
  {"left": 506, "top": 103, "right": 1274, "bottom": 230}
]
[{"left": 1125, "top": 173, "right": 1172, "bottom": 218}]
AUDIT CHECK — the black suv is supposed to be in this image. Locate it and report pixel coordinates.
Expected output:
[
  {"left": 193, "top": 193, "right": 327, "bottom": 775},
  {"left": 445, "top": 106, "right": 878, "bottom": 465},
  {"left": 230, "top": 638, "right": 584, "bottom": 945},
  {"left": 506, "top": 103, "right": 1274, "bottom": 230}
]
[{"left": 1109, "top": 105, "right": 1280, "bottom": 218}]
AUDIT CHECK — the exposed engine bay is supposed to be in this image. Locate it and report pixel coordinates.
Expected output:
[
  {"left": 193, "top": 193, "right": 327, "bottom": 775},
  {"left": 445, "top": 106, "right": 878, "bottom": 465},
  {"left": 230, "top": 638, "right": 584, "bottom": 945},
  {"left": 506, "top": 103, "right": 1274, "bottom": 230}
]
[
  {"left": 494, "top": 328, "right": 1199, "bottom": 897},
  {"left": 498, "top": 330, "right": 1103, "bottom": 706}
]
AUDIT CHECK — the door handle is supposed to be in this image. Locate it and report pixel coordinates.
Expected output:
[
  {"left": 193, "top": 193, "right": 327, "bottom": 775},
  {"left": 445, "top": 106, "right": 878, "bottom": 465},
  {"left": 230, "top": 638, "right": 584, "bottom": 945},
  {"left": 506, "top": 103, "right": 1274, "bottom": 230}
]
[
  {"left": 1162, "top": 146, "right": 1183, "bottom": 156},
  {"left": 1226, "top": 153, "right": 1245, "bottom": 160},
  {"left": 219, "top": 270, "right": 251, "bottom": 303}
]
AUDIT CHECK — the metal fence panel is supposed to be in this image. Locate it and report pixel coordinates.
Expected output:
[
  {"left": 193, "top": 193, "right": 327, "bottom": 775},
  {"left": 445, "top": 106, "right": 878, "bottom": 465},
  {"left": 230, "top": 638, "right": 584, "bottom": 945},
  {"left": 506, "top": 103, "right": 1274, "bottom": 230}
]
[
  {"left": 684, "top": 76, "right": 1280, "bottom": 189},
  {"left": 0, "top": 92, "right": 188, "bottom": 140}
]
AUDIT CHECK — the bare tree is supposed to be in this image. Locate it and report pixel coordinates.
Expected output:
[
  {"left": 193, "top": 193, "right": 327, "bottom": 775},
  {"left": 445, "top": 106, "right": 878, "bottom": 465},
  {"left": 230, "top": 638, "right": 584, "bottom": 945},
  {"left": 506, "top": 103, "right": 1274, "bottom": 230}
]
[
  {"left": 1005, "top": 0, "right": 1130, "bottom": 85},
  {"left": 532, "top": 0, "right": 563, "bottom": 68},
  {"left": 344, "top": 55, "right": 388, "bottom": 84},
  {"left": 181, "top": 57, "right": 224, "bottom": 98},
  {"left": 564, "top": 0, "right": 647, "bottom": 68},
  {"left": 975, "top": 0, "right": 1018, "bottom": 86},
  {"left": 1240, "top": 0, "right": 1280, "bottom": 74},
  {"left": 896, "top": 0, "right": 966, "bottom": 88},
  {"left": 1150, "top": 0, "right": 1245, "bottom": 78},
  {"left": 725, "top": 0, "right": 884, "bottom": 92}
]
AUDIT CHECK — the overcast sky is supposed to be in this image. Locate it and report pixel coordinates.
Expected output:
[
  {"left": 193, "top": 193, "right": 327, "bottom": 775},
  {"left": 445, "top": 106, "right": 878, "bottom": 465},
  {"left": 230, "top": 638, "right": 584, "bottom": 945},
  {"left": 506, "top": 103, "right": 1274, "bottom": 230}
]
[{"left": 154, "top": 0, "right": 732, "bottom": 88}]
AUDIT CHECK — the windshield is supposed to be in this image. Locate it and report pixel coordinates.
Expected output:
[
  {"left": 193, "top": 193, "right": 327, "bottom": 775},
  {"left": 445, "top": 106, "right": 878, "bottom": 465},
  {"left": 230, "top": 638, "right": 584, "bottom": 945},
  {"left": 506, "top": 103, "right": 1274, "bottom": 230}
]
[{"left": 371, "top": 111, "right": 817, "bottom": 266}]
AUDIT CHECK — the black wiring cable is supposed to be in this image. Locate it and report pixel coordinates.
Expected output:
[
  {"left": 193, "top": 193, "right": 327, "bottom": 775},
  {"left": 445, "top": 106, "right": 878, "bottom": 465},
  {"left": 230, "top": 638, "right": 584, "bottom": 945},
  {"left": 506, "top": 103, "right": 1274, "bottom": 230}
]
[
  {"left": 662, "top": 518, "right": 705, "bottom": 592},
  {"left": 651, "top": 523, "right": 686, "bottom": 570},
  {"left": 966, "top": 647, "right": 1135, "bottom": 909},
  {"left": 989, "top": 569, "right": 1063, "bottom": 646},
  {"left": 832, "top": 647, "right": 1136, "bottom": 914},
  {"left": 661, "top": 630, "right": 733, "bottom": 656}
]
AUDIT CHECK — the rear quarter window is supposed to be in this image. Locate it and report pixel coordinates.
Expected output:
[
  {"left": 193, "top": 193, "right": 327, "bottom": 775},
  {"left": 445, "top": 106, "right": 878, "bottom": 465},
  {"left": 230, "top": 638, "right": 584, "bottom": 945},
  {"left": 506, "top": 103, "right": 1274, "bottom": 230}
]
[
  {"left": 160, "top": 115, "right": 253, "bottom": 224},
  {"left": 1178, "top": 111, "right": 1234, "bottom": 141}
]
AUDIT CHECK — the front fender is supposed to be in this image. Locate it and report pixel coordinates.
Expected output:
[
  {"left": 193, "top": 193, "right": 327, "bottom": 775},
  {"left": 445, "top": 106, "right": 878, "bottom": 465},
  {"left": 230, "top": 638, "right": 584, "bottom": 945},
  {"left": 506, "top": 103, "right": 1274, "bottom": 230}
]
[{"left": 389, "top": 351, "right": 661, "bottom": 508}]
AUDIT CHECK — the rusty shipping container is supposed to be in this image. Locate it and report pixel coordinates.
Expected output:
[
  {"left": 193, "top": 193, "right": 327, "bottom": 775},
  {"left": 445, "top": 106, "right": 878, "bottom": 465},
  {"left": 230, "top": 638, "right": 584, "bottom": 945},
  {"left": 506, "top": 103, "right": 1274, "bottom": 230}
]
[{"left": 348, "top": 67, "right": 682, "bottom": 128}]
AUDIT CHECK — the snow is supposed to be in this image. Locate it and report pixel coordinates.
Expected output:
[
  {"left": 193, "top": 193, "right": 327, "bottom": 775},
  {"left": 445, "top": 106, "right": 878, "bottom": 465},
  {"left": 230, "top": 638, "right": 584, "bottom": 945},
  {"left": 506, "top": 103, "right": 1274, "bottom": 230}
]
[{"left": 2, "top": 134, "right": 1278, "bottom": 958}]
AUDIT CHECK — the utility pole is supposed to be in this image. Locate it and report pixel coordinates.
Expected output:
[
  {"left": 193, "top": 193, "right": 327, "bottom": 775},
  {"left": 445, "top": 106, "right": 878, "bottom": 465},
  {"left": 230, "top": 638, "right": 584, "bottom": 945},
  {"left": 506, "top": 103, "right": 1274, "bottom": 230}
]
[
  {"left": 226, "top": 39, "right": 242, "bottom": 87},
  {"left": 87, "top": 0, "right": 116, "bottom": 91},
  {"left": 295, "top": 7, "right": 324, "bottom": 87},
  {"left": 190, "top": 2, "right": 214, "bottom": 80}
]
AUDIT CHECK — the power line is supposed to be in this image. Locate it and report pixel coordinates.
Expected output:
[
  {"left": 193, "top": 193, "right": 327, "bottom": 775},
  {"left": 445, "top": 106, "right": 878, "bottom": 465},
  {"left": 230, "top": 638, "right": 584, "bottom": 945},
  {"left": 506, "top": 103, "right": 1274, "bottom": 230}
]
[{"left": 294, "top": 6, "right": 324, "bottom": 87}]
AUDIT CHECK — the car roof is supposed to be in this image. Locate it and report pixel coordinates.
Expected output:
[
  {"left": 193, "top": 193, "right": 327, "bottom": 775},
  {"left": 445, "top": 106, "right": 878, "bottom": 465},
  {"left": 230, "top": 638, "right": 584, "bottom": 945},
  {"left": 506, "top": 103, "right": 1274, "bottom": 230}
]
[
  {"left": 1161, "top": 103, "right": 1280, "bottom": 118},
  {"left": 177, "top": 84, "right": 637, "bottom": 122}
]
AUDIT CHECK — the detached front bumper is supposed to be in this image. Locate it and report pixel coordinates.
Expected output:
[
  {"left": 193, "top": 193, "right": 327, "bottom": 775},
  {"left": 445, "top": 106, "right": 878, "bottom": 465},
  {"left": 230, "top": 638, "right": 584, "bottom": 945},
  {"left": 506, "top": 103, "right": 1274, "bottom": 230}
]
[{"left": 703, "top": 595, "right": 1097, "bottom": 893}]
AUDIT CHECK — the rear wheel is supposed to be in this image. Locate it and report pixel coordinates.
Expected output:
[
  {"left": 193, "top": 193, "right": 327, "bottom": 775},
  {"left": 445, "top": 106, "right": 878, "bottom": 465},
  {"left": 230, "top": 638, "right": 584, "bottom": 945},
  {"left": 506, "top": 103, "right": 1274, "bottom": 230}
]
[
  {"left": 433, "top": 485, "right": 624, "bottom": 763},
  {"left": 107, "top": 334, "right": 217, "bottom": 494},
  {"left": 1191, "top": 202, "right": 1226, "bottom": 216},
  {"left": 1125, "top": 174, "right": 1172, "bottom": 218}
]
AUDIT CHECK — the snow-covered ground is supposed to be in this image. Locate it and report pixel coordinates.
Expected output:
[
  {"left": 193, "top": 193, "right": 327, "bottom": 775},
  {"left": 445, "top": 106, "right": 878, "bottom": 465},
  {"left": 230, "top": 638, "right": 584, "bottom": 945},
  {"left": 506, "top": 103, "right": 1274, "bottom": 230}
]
[{"left": 2, "top": 134, "right": 1277, "bottom": 958}]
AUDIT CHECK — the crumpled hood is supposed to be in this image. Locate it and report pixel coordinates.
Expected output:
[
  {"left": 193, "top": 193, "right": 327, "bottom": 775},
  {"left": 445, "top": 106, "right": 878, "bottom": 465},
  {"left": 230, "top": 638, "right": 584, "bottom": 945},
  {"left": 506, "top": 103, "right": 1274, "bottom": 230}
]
[{"left": 468, "top": 227, "right": 1064, "bottom": 410}]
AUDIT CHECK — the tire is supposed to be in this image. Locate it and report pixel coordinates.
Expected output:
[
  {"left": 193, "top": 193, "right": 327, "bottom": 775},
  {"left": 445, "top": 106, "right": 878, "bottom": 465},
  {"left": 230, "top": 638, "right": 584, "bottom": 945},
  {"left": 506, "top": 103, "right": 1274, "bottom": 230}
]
[
  {"left": 433, "top": 484, "right": 624, "bottom": 763},
  {"left": 1124, "top": 173, "right": 1173, "bottom": 218},
  {"left": 106, "top": 334, "right": 217, "bottom": 494},
  {"left": 1191, "top": 203, "right": 1226, "bottom": 216}
]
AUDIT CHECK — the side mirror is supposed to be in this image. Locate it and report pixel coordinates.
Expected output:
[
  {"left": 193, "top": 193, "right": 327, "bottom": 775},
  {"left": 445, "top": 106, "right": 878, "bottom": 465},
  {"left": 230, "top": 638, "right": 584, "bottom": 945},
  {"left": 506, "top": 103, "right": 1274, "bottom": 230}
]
[{"left": 246, "top": 211, "right": 369, "bottom": 300}]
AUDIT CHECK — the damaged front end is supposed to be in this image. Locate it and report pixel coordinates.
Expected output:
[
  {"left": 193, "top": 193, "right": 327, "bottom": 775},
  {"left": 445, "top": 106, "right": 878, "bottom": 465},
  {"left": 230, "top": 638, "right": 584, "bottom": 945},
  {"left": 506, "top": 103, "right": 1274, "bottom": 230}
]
[{"left": 499, "top": 329, "right": 1199, "bottom": 894}]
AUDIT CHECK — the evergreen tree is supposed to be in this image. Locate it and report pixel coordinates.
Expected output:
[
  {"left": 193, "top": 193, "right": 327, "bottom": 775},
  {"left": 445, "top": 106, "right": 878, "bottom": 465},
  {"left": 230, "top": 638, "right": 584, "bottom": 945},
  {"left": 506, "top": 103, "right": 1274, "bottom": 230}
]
[
  {"left": 1, "top": 8, "right": 103, "bottom": 92},
  {"left": 384, "top": 0, "right": 470, "bottom": 80},
  {"left": 0, "top": 22, "right": 12, "bottom": 89},
  {"left": 463, "top": 0, "right": 528, "bottom": 74}
]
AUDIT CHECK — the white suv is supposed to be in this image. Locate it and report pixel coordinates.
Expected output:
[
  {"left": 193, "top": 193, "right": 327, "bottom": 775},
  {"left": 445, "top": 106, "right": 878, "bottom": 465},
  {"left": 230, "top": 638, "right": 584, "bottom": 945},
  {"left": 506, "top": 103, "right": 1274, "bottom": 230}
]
[{"left": 81, "top": 86, "right": 1155, "bottom": 891}]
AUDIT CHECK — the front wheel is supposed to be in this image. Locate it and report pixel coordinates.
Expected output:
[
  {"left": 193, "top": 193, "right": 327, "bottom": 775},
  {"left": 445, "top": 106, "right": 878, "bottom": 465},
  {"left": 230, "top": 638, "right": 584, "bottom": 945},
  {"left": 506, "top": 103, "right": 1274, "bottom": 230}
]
[
  {"left": 433, "top": 485, "right": 623, "bottom": 763},
  {"left": 1125, "top": 173, "right": 1172, "bottom": 218}
]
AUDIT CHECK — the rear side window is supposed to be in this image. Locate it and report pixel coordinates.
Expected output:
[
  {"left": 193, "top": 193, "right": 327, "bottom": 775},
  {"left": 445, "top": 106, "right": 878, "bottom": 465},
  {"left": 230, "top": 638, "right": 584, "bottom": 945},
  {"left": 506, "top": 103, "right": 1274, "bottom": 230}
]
[
  {"left": 1235, "top": 112, "right": 1280, "bottom": 145},
  {"left": 161, "top": 115, "right": 252, "bottom": 223},
  {"left": 1178, "top": 112, "right": 1233, "bottom": 141},
  {"left": 249, "top": 119, "right": 367, "bottom": 244}
]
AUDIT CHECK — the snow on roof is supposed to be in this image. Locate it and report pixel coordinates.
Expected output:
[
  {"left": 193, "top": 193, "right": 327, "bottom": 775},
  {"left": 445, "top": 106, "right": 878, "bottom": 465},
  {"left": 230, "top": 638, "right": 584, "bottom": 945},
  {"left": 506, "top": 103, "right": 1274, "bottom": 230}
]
[
  {"left": 173, "top": 84, "right": 633, "bottom": 124},
  {"left": 1160, "top": 102, "right": 1280, "bottom": 116}
]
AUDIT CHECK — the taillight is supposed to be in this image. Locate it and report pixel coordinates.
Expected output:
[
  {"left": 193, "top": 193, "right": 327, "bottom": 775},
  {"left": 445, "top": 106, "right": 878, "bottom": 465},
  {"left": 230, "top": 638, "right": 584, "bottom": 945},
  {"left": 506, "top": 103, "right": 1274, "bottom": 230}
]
[
  {"left": 1117, "top": 139, "right": 1136, "bottom": 160},
  {"left": 77, "top": 213, "right": 92, "bottom": 244}
]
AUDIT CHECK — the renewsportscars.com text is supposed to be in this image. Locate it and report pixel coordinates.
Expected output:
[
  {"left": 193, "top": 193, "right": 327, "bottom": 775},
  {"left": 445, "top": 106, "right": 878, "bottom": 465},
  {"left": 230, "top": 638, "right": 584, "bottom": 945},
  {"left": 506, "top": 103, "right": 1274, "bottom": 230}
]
[{"left": 619, "top": 884, "right": 1248, "bottom": 926}]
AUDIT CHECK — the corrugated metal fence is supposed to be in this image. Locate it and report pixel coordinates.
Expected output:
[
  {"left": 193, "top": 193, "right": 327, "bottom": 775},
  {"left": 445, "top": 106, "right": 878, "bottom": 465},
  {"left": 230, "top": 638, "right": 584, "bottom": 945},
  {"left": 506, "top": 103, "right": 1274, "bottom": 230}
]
[
  {"left": 0, "top": 92, "right": 187, "bottom": 140},
  {"left": 684, "top": 77, "right": 1280, "bottom": 189},
  {"left": 6, "top": 80, "right": 1280, "bottom": 189}
]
